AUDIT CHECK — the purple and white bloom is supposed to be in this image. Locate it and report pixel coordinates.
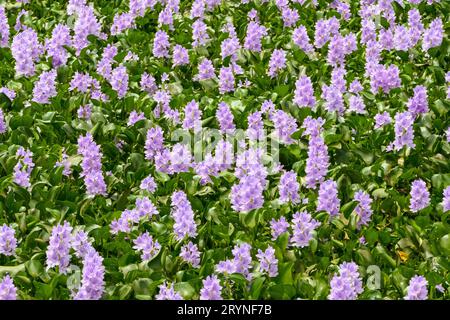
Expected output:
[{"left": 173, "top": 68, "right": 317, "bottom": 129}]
[
  {"left": 45, "top": 24, "right": 72, "bottom": 67},
  {"left": 388, "top": 111, "right": 415, "bottom": 151},
  {"left": 294, "top": 75, "right": 315, "bottom": 108},
  {"left": 407, "top": 85, "right": 428, "bottom": 116},
  {"left": 290, "top": 211, "right": 320, "bottom": 248},
  {"left": 13, "top": 147, "right": 34, "bottom": 189},
  {"left": 55, "top": 151, "right": 72, "bottom": 176},
  {"left": 144, "top": 127, "right": 164, "bottom": 161},
  {"left": 180, "top": 241, "right": 201, "bottom": 267},
  {"left": 73, "top": 247, "right": 105, "bottom": 300},
  {"left": 171, "top": 191, "right": 197, "bottom": 240},
  {"left": 172, "top": 45, "right": 189, "bottom": 67},
  {"left": 140, "top": 174, "right": 157, "bottom": 193},
  {"left": 405, "top": 275, "right": 428, "bottom": 300},
  {"left": 127, "top": 110, "right": 146, "bottom": 126},
  {"left": 270, "top": 217, "right": 289, "bottom": 240},
  {"left": 279, "top": 170, "right": 300, "bottom": 204},
  {"left": 409, "top": 179, "right": 430, "bottom": 213},
  {"left": 256, "top": 246, "right": 278, "bottom": 277},
  {"left": 0, "top": 224, "right": 17, "bottom": 256},
  {"left": 182, "top": 100, "right": 202, "bottom": 131},
  {"left": 353, "top": 191, "right": 373, "bottom": 228},
  {"left": 133, "top": 231, "right": 161, "bottom": 261},
  {"left": 110, "top": 65, "right": 129, "bottom": 98},
  {"left": 267, "top": 49, "right": 287, "bottom": 78},
  {"left": 374, "top": 112, "right": 392, "bottom": 129},
  {"left": 192, "top": 20, "right": 209, "bottom": 47},
  {"left": 153, "top": 30, "right": 170, "bottom": 58},
  {"left": 200, "top": 275, "right": 222, "bottom": 300},
  {"left": 0, "top": 7, "right": 9, "bottom": 48},
  {"left": 46, "top": 221, "right": 73, "bottom": 274},
  {"left": 272, "top": 110, "right": 298, "bottom": 145},
  {"left": 328, "top": 261, "right": 363, "bottom": 300},
  {"left": 77, "top": 105, "right": 92, "bottom": 120},
  {"left": 11, "top": 27, "right": 43, "bottom": 76},
  {"left": 422, "top": 18, "right": 443, "bottom": 52},
  {"left": 156, "top": 282, "right": 183, "bottom": 300},
  {"left": 32, "top": 70, "right": 58, "bottom": 104},
  {"left": 317, "top": 180, "right": 340, "bottom": 218},
  {"left": 443, "top": 186, "right": 450, "bottom": 212},
  {"left": 0, "top": 275, "right": 17, "bottom": 300}
]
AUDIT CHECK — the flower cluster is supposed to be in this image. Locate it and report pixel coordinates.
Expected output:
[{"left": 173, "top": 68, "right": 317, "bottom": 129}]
[
  {"left": 328, "top": 262, "right": 363, "bottom": 300},
  {"left": 170, "top": 191, "right": 197, "bottom": 240},
  {"left": 0, "top": 224, "right": 17, "bottom": 256},
  {"left": 13, "top": 147, "right": 34, "bottom": 188}
]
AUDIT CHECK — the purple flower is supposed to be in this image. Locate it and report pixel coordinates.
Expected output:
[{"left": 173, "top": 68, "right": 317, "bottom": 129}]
[
  {"left": 180, "top": 241, "right": 201, "bottom": 267},
  {"left": 171, "top": 191, "right": 197, "bottom": 240},
  {"left": 367, "top": 63, "right": 401, "bottom": 94},
  {"left": 0, "top": 224, "right": 17, "bottom": 256},
  {"left": 246, "top": 111, "right": 264, "bottom": 141},
  {"left": 302, "top": 117, "right": 329, "bottom": 189},
  {"left": 0, "top": 108, "right": 7, "bottom": 134},
  {"left": 11, "top": 27, "right": 43, "bottom": 76},
  {"left": 388, "top": 111, "right": 415, "bottom": 151},
  {"left": 140, "top": 174, "right": 157, "bottom": 193},
  {"left": 216, "top": 102, "right": 235, "bottom": 134},
  {"left": 244, "top": 21, "right": 267, "bottom": 52},
  {"left": 183, "top": 100, "right": 202, "bottom": 131},
  {"left": 292, "top": 26, "right": 314, "bottom": 53},
  {"left": 45, "top": 24, "right": 72, "bottom": 67},
  {"left": 393, "top": 25, "right": 412, "bottom": 51},
  {"left": 133, "top": 231, "right": 161, "bottom": 261},
  {"left": 407, "top": 85, "right": 428, "bottom": 116},
  {"left": 321, "top": 84, "right": 345, "bottom": 115},
  {"left": 156, "top": 282, "right": 183, "bottom": 300},
  {"left": 127, "top": 110, "right": 146, "bottom": 126},
  {"left": 281, "top": 7, "right": 299, "bottom": 28},
  {"left": 290, "top": 211, "right": 320, "bottom": 248},
  {"left": 231, "top": 175, "right": 265, "bottom": 213},
  {"left": 195, "top": 58, "right": 215, "bottom": 81},
  {"left": 97, "top": 44, "right": 117, "bottom": 80},
  {"left": 144, "top": 126, "right": 164, "bottom": 161},
  {"left": 77, "top": 133, "right": 107, "bottom": 196},
  {"left": 314, "top": 17, "right": 340, "bottom": 48},
  {"left": 0, "top": 7, "right": 9, "bottom": 48},
  {"left": 347, "top": 95, "right": 366, "bottom": 114},
  {"left": 405, "top": 275, "right": 428, "bottom": 300},
  {"left": 55, "top": 151, "right": 72, "bottom": 176},
  {"left": 200, "top": 275, "right": 222, "bottom": 300},
  {"left": 272, "top": 110, "right": 298, "bottom": 145},
  {"left": 374, "top": 112, "right": 392, "bottom": 129},
  {"left": 256, "top": 246, "right": 278, "bottom": 277},
  {"left": 32, "top": 70, "right": 57, "bottom": 104},
  {"left": 71, "top": 230, "right": 92, "bottom": 259},
  {"left": 270, "top": 217, "right": 289, "bottom": 240},
  {"left": 219, "top": 66, "right": 235, "bottom": 94},
  {"left": 349, "top": 79, "right": 363, "bottom": 94},
  {"left": 140, "top": 72, "right": 157, "bottom": 94},
  {"left": 172, "top": 45, "right": 189, "bottom": 67},
  {"left": 231, "top": 242, "right": 252, "bottom": 278},
  {"left": 317, "top": 180, "right": 340, "bottom": 218},
  {"left": 354, "top": 191, "right": 373, "bottom": 228},
  {"left": 0, "top": 87, "right": 16, "bottom": 101},
  {"left": 46, "top": 221, "right": 73, "bottom": 274},
  {"left": 13, "top": 147, "right": 34, "bottom": 188},
  {"left": 192, "top": 20, "right": 209, "bottom": 47},
  {"left": 443, "top": 186, "right": 450, "bottom": 212},
  {"left": 153, "top": 30, "right": 170, "bottom": 58},
  {"left": 0, "top": 275, "right": 17, "bottom": 300},
  {"left": 221, "top": 37, "right": 240, "bottom": 61},
  {"left": 422, "top": 18, "right": 443, "bottom": 51},
  {"left": 267, "top": 49, "right": 287, "bottom": 78},
  {"left": 111, "top": 12, "right": 135, "bottom": 35},
  {"left": 73, "top": 5, "right": 102, "bottom": 55},
  {"left": 74, "top": 247, "right": 105, "bottom": 300},
  {"left": 110, "top": 65, "right": 129, "bottom": 98},
  {"left": 409, "top": 179, "right": 430, "bottom": 213},
  {"left": 279, "top": 170, "right": 300, "bottom": 204},
  {"left": 294, "top": 75, "right": 316, "bottom": 108},
  {"left": 328, "top": 261, "right": 363, "bottom": 300},
  {"left": 77, "top": 105, "right": 92, "bottom": 120}
]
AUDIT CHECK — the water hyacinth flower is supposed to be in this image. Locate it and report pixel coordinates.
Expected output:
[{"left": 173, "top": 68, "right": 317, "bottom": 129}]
[
  {"left": 171, "top": 191, "right": 197, "bottom": 240},
  {"left": 290, "top": 211, "right": 320, "bottom": 248},
  {"left": 153, "top": 30, "right": 170, "bottom": 58},
  {"left": 77, "top": 133, "right": 107, "bottom": 196},
  {"left": 267, "top": 49, "right": 287, "bottom": 78},
  {"left": 110, "top": 12, "right": 135, "bottom": 35},
  {"left": 0, "top": 87, "right": 16, "bottom": 101},
  {"left": 405, "top": 275, "right": 428, "bottom": 300},
  {"left": 183, "top": 100, "right": 202, "bottom": 131},
  {"left": 140, "top": 174, "right": 157, "bottom": 193},
  {"left": 110, "top": 65, "right": 129, "bottom": 98},
  {"left": 195, "top": 58, "right": 215, "bottom": 81},
  {"left": 71, "top": 230, "right": 92, "bottom": 259},
  {"left": 156, "top": 282, "right": 183, "bottom": 300},
  {"left": 246, "top": 111, "right": 264, "bottom": 141},
  {"left": 13, "top": 147, "right": 34, "bottom": 188},
  {"left": 409, "top": 179, "right": 430, "bottom": 213},
  {"left": 443, "top": 186, "right": 450, "bottom": 212},
  {"left": 180, "top": 241, "right": 201, "bottom": 267},
  {"left": 72, "top": 4, "right": 103, "bottom": 55},
  {"left": 231, "top": 175, "right": 265, "bottom": 213},
  {"left": 216, "top": 102, "right": 235, "bottom": 134},
  {"left": 73, "top": 247, "right": 105, "bottom": 300},
  {"left": 11, "top": 27, "right": 43, "bottom": 76},
  {"left": 0, "top": 108, "right": 7, "bottom": 134},
  {"left": 388, "top": 111, "right": 415, "bottom": 151},
  {"left": 407, "top": 85, "right": 428, "bottom": 116},
  {"left": 55, "top": 151, "right": 72, "bottom": 176},
  {"left": 45, "top": 24, "right": 72, "bottom": 67},
  {"left": 32, "top": 70, "right": 58, "bottom": 104},
  {"left": 133, "top": 231, "right": 161, "bottom": 261},
  {"left": 353, "top": 191, "right": 373, "bottom": 228},
  {"left": 0, "top": 224, "right": 17, "bottom": 256},
  {"left": 172, "top": 44, "right": 189, "bottom": 67},
  {"left": 422, "top": 18, "right": 443, "bottom": 52},
  {"left": 374, "top": 112, "right": 392, "bottom": 129},
  {"left": 0, "top": 275, "right": 17, "bottom": 300},
  {"left": 256, "top": 246, "right": 278, "bottom": 277},
  {"left": 294, "top": 75, "right": 316, "bottom": 108},
  {"left": 278, "top": 170, "right": 300, "bottom": 204},
  {"left": 272, "top": 110, "right": 298, "bottom": 145},
  {"left": 127, "top": 110, "right": 146, "bottom": 126},
  {"left": 219, "top": 66, "right": 235, "bottom": 94},
  {"left": 292, "top": 26, "right": 314, "bottom": 53},
  {"left": 77, "top": 104, "right": 92, "bottom": 120},
  {"left": 328, "top": 262, "right": 363, "bottom": 300},
  {"left": 302, "top": 116, "right": 329, "bottom": 189},
  {"left": 232, "top": 242, "right": 253, "bottom": 277},
  {"left": 97, "top": 44, "right": 118, "bottom": 80},
  {"left": 0, "top": 7, "right": 9, "bottom": 48},
  {"left": 368, "top": 63, "right": 401, "bottom": 95},
  {"left": 200, "top": 275, "right": 222, "bottom": 300},
  {"left": 192, "top": 19, "right": 209, "bottom": 47},
  {"left": 46, "top": 221, "right": 73, "bottom": 274},
  {"left": 270, "top": 217, "right": 289, "bottom": 240},
  {"left": 317, "top": 180, "right": 340, "bottom": 218},
  {"left": 144, "top": 126, "right": 164, "bottom": 161},
  {"left": 244, "top": 20, "right": 267, "bottom": 52}
]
